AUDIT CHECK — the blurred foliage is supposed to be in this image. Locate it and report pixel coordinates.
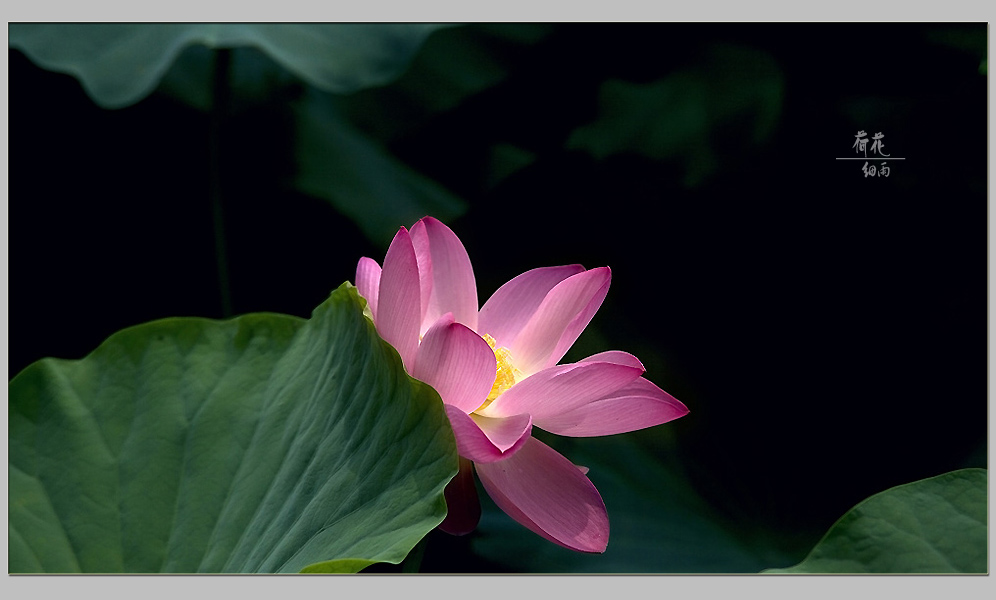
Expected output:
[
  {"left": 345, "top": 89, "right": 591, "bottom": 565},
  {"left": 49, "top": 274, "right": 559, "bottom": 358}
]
[
  {"left": 337, "top": 23, "right": 555, "bottom": 142},
  {"left": 8, "top": 23, "right": 464, "bottom": 246},
  {"left": 292, "top": 87, "right": 466, "bottom": 246},
  {"left": 568, "top": 42, "right": 783, "bottom": 187},
  {"left": 924, "top": 24, "right": 987, "bottom": 67},
  {"left": 7, "top": 23, "right": 446, "bottom": 109},
  {"left": 765, "top": 469, "right": 987, "bottom": 574},
  {"left": 157, "top": 44, "right": 301, "bottom": 113},
  {"left": 6, "top": 23, "right": 560, "bottom": 246}
]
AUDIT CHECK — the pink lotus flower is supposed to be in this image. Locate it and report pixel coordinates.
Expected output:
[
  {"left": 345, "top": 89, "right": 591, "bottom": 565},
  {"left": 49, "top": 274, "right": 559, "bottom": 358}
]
[{"left": 355, "top": 217, "right": 688, "bottom": 553}]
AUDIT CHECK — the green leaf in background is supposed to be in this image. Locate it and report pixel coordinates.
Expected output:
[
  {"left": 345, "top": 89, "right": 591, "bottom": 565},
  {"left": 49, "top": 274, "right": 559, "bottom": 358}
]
[
  {"left": 287, "top": 24, "right": 559, "bottom": 244},
  {"left": 923, "top": 25, "right": 987, "bottom": 77},
  {"left": 337, "top": 24, "right": 555, "bottom": 141},
  {"left": 8, "top": 283, "right": 458, "bottom": 573},
  {"left": 925, "top": 25, "right": 988, "bottom": 73},
  {"left": 8, "top": 23, "right": 445, "bottom": 109},
  {"left": 292, "top": 88, "right": 467, "bottom": 247},
  {"left": 8, "top": 22, "right": 470, "bottom": 249},
  {"left": 472, "top": 435, "right": 793, "bottom": 573},
  {"left": 567, "top": 42, "right": 783, "bottom": 187},
  {"left": 156, "top": 44, "right": 304, "bottom": 113},
  {"left": 764, "top": 468, "right": 987, "bottom": 574}
]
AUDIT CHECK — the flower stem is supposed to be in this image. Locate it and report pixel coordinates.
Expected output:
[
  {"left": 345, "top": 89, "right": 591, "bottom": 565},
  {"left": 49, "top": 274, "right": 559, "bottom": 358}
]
[{"left": 210, "top": 48, "right": 233, "bottom": 318}]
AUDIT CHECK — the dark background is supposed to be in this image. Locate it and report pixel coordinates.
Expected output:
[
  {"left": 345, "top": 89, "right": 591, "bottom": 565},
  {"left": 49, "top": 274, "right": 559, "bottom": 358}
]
[{"left": 8, "top": 23, "right": 988, "bottom": 572}]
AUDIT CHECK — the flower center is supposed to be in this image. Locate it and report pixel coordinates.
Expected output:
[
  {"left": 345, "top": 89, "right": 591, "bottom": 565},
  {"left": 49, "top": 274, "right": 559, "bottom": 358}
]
[{"left": 476, "top": 333, "right": 519, "bottom": 412}]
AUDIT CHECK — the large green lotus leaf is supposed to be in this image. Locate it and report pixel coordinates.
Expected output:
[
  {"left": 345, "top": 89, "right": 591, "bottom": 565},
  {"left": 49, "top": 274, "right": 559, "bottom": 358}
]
[
  {"left": 764, "top": 469, "right": 987, "bottom": 574},
  {"left": 8, "top": 283, "right": 458, "bottom": 573},
  {"left": 472, "top": 434, "right": 792, "bottom": 573},
  {"left": 566, "top": 42, "right": 783, "bottom": 187},
  {"left": 8, "top": 23, "right": 444, "bottom": 109},
  {"left": 292, "top": 88, "right": 467, "bottom": 247}
]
